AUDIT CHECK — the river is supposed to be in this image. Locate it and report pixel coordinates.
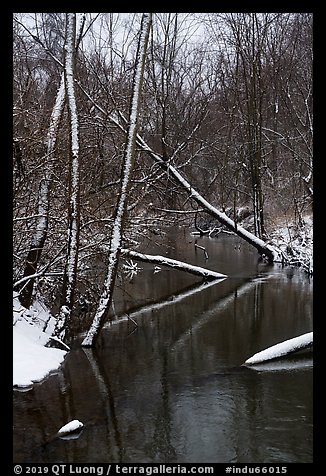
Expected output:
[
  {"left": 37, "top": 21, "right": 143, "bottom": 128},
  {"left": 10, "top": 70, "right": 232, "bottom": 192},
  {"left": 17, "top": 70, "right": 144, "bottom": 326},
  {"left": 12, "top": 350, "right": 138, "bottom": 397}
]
[{"left": 13, "top": 229, "right": 313, "bottom": 463}]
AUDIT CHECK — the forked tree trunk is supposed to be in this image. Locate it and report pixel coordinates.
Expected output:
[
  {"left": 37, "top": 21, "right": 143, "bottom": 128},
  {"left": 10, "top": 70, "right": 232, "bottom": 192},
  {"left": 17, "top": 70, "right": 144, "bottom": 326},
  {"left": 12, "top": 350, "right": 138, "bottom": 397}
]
[
  {"left": 82, "top": 13, "right": 152, "bottom": 347},
  {"left": 17, "top": 17, "right": 86, "bottom": 311},
  {"left": 19, "top": 73, "right": 65, "bottom": 309}
]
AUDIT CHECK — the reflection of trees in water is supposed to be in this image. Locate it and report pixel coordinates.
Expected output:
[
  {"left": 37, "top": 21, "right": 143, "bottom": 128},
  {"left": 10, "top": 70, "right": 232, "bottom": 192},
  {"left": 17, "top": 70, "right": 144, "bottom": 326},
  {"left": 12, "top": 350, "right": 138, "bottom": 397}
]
[
  {"left": 14, "top": 369, "right": 83, "bottom": 462},
  {"left": 148, "top": 349, "right": 177, "bottom": 462},
  {"left": 14, "top": 264, "right": 312, "bottom": 463},
  {"left": 111, "top": 277, "right": 225, "bottom": 327},
  {"left": 13, "top": 386, "right": 48, "bottom": 461},
  {"left": 232, "top": 368, "right": 313, "bottom": 462},
  {"left": 171, "top": 276, "right": 269, "bottom": 351},
  {"left": 82, "top": 348, "right": 124, "bottom": 462},
  {"left": 56, "top": 371, "right": 77, "bottom": 461},
  {"left": 84, "top": 345, "right": 177, "bottom": 462}
]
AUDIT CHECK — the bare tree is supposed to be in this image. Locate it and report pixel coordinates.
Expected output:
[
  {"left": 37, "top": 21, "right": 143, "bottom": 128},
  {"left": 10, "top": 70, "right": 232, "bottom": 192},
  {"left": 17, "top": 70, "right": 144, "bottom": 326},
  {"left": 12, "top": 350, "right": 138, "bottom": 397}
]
[
  {"left": 82, "top": 13, "right": 152, "bottom": 347},
  {"left": 221, "top": 13, "right": 269, "bottom": 238}
]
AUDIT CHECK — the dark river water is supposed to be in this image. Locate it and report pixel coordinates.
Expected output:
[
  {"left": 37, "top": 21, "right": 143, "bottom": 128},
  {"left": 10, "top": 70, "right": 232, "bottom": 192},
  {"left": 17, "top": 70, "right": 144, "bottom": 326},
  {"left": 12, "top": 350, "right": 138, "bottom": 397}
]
[{"left": 13, "top": 229, "right": 313, "bottom": 463}]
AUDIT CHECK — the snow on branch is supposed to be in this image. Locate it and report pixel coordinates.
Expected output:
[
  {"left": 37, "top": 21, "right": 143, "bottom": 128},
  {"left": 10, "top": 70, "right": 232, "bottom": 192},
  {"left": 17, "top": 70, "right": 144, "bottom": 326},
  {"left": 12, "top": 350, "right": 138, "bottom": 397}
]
[
  {"left": 45, "top": 20, "right": 281, "bottom": 263},
  {"left": 55, "top": 13, "right": 80, "bottom": 341},
  {"left": 135, "top": 138, "right": 280, "bottom": 262}
]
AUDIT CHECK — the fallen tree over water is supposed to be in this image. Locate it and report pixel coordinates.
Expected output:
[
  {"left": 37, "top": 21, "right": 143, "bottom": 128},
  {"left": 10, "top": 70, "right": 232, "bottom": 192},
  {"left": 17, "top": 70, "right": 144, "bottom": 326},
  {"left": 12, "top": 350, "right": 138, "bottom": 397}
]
[
  {"left": 135, "top": 136, "right": 280, "bottom": 263},
  {"left": 121, "top": 249, "right": 227, "bottom": 281}
]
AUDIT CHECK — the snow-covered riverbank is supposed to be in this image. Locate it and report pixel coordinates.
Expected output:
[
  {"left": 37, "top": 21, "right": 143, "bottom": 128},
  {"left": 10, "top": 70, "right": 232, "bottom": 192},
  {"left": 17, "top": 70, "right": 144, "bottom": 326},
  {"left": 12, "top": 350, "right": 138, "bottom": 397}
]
[
  {"left": 268, "top": 215, "right": 313, "bottom": 274},
  {"left": 12, "top": 215, "right": 312, "bottom": 389},
  {"left": 13, "top": 293, "right": 67, "bottom": 388}
]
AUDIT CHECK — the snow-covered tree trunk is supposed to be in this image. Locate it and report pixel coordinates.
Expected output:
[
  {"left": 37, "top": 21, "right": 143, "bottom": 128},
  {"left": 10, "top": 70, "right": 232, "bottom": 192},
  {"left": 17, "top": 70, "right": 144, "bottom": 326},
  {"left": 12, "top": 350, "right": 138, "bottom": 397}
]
[
  {"left": 55, "top": 13, "right": 80, "bottom": 340},
  {"left": 82, "top": 13, "right": 152, "bottom": 347},
  {"left": 19, "top": 73, "right": 65, "bottom": 309},
  {"left": 134, "top": 134, "right": 279, "bottom": 262}
]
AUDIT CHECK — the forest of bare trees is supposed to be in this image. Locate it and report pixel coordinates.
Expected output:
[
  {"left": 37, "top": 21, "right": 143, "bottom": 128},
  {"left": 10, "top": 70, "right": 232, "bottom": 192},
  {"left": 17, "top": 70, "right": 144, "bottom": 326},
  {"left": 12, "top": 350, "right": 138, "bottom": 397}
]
[{"left": 13, "top": 13, "right": 313, "bottom": 345}]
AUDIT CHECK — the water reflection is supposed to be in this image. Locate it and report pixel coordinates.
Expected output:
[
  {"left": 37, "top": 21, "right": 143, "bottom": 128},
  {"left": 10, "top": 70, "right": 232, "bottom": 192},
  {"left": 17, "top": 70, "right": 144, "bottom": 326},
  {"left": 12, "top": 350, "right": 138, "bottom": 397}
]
[
  {"left": 148, "top": 349, "right": 177, "bottom": 462},
  {"left": 13, "top": 233, "right": 313, "bottom": 463},
  {"left": 82, "top": 348, "right": 124, "bottom": 462}
]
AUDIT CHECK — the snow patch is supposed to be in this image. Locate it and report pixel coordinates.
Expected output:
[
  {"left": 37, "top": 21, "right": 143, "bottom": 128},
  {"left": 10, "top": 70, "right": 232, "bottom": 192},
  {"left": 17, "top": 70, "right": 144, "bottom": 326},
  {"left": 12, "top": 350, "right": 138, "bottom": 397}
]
[
  {"left": 13, "top": 327, "right": 66, "bottom": 387},
  {"left": 13, "top": 294, "right": 67, "bottom": 387}
]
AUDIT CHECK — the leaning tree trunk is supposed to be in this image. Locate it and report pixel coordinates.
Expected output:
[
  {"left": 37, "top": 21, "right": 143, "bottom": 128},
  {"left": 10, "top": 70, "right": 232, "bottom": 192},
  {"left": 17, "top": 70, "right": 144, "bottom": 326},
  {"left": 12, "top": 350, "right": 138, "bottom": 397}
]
[
  {"left": 82, "top": 13, "right": 152, "bottom": 347},
  {"left": 134, "top": 133, "right": 279, "bottom": 262},
  {"left": 54, "top": 13, "right": 80, "bottom": 340},
  {"left": 75, "top": 65, "right": 280, "bottom": 263},
  {"left": 19, "top": 73, "right": 65, "bottom": 309},
  {"left": 79, "top": 87, "right": 280, "bottom": 263}
]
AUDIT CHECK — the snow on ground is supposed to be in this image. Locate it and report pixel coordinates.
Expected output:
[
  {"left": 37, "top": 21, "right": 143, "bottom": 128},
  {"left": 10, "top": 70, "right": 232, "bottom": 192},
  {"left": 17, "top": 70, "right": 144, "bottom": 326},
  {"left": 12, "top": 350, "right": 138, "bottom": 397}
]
[{"left": 13, "top": 292, "right": 67, "bottom": 388}]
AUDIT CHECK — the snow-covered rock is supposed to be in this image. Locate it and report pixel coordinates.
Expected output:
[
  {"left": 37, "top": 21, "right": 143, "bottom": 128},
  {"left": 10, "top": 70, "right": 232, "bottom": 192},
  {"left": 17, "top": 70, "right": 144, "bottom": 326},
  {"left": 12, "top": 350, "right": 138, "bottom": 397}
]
[{"left": 58, "top": 419, "right": 84, "bottom": 435}]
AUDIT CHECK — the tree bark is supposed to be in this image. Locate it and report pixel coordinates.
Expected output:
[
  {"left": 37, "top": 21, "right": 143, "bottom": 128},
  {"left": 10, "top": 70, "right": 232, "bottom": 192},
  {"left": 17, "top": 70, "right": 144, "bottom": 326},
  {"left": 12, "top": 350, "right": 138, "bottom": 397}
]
[
  {"left": 82, "top": 13, "right": 152, "bottom": 347},
  {"left": 16, "top": 16, "right": 86, "bottom": 310},
  {"left": 81, "top": 86, "right": 280, "bottom": 262}
]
